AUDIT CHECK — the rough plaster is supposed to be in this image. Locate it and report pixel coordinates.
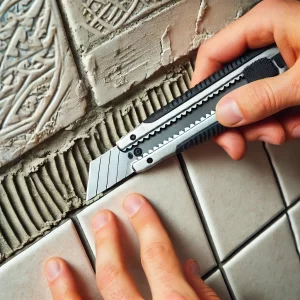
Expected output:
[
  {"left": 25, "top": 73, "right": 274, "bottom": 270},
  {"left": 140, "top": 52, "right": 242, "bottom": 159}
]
[
  {"left": 61, "top": 0, "right": 257, "bottom": 106},
  {"left": 0, "top": 0, "right": 87, "bottom": 167}
]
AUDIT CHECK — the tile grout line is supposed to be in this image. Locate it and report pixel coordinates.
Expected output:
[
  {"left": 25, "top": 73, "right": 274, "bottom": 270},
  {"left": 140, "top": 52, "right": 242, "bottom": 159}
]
[
  {"left": 177, "top": 154, "right": 237, "bottom": 300},
  {"left": 220, "top": 202, "right": 299, "bottom": 265},
  {"left": 70, "top": 216, "right": 96, "bottom": 272},
  {"left": 263, "top": 143, "right": 300, "bottom": 261}
]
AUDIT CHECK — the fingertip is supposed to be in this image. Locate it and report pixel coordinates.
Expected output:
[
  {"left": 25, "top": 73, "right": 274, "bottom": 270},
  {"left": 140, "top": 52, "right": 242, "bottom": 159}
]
[
  {"left": 122, "top": 193, "right": 146, "bottom": 217},
  {"left": 216, "top": 97, "right": 244, "bottom": 127},
  {"left": 214, "top": 130, "right": 246, "bottom": 160},
  {"left": 241, "top": 117, "right": 286, "bottom": 145},
  {"left": 92, "top": 210, "right": 112, "bottom": 233},
  {"left": 277, "top": 107, "right": 300, "bottom": 140},
  {"left": 44, "top": 257, "right": 63, "bottom": 282},
  {"left": 292, "top": 125, "right": 300, "bottom": 139}
]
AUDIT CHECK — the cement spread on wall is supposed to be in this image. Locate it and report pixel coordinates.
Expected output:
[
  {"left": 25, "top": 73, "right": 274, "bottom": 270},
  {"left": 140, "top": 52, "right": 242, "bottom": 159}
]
[
  {"left": 61, "top": 0, "right": 257, "bottom": 106},
  {"left": 0, "top": 56, "right": 195, "bottom": 262}
]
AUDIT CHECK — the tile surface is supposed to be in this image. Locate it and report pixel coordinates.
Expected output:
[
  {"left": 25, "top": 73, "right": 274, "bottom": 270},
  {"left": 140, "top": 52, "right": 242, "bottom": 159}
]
[
  {"left": 288, "top": 201, "right": 300, "bottom": 253},
  {"left": 77, "top": 157, "right": 216, "bottom": 298},
  {"left": 183, "top": 141, "right": 284, "bottom": 260},
  {"left": 266, "top": 140, "right": 300, "bottom": 205},
  {"left": 61, "top": 0, "right": 257, "bottom": 105},
  {"left": 0, "top": 221, "right": 100, "bottom": 300},
  {"left": 205, "top": 270, "right": 231, "bottom": 300},
  {"left": 0, "top": 0, "right": 86, "bottom": 167},
  {"left": 224, "top": 215, "right": 300, "bottom": 300}
]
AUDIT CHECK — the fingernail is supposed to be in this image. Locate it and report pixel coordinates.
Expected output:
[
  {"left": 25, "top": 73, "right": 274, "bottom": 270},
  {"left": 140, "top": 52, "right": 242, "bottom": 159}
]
[
  {"left": 292, "top": 125, "right": 300, "bottom": 138},
  {"left": 92, "top": 212, "right": 108, "bottom": 232},
  {"left": 123, "top": 194, "right": 143, "bottom": 217},
  {"left": 258, "top": 135, "right": 275, "bottom": 144},
  {"left": 190, "top": 261, "right": 200, "bottom": 276},
  {"left": 217, "top": 98, "right": 243, "bottom": 125},
  {"left": 45, "top": 259, "right": 61, "bottom": 281}
]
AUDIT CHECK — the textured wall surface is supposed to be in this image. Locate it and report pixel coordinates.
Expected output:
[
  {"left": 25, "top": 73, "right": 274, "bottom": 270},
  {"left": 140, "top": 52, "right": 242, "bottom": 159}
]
[
  {"left": 61, "top": 0, "right": 257, "bottom": 105},
  {"left": 0, "top": 0, "right": 87, "bottom": 167}
]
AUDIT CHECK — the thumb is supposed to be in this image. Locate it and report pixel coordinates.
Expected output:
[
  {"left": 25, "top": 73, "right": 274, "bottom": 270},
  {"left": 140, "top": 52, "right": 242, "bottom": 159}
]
[{"left": 216, "top": 66, "right": 300, "bottom": 127}]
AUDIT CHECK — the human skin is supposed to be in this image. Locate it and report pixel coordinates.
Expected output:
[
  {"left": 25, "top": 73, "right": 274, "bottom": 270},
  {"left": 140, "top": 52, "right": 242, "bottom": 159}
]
[
  {"left": 191, "top": 0, "right": 300, "bottom": 160},
  {"left": 44, "top": 0, "right": 300, "bottom": 298},
  {"left": 44, "top": 194, "right": 219, "bottom": 300}
]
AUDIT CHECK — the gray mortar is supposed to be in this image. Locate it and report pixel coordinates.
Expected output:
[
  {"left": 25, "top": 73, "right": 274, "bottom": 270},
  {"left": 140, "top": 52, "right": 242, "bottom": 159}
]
[{"left": 0, "top": 54, "right": 196, "bottom": 262}]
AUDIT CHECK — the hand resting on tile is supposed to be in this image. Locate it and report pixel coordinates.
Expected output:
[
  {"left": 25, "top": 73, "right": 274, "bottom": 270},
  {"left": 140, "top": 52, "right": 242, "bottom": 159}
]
[
  {"left": 192, "top": 0, "right": 300, "bottom": 160},
  {"left": 44, "top": 194, "right": 219, "bottom": 300}
]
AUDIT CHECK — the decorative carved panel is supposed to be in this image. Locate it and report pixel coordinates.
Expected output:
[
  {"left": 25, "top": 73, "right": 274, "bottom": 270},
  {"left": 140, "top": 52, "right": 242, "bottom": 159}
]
[{"left": 0, "top": 0, "right": 86, "bottom": 167}]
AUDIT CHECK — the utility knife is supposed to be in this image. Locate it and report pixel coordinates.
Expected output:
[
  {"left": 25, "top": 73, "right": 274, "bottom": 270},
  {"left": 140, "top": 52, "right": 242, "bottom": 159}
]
[{"left": 86, "top": 44, "right": 287, "bottom": 200}]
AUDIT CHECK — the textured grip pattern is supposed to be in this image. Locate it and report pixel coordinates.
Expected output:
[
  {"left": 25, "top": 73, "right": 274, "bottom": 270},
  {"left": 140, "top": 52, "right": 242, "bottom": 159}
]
[
  {"left": 176, "top": 122, "right": 226, "bottom": 153},
  {"left": 244, "top": 57, "right": 279, "bottom": 83},
  {"left": 144, "top": 45, "right": 274, "bottom": 124}
]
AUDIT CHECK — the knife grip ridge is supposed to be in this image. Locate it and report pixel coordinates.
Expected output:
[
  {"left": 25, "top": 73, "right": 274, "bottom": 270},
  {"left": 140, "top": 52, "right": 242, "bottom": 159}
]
[{"left": 176, "top": 122, "right": 226, "bottom": 153}]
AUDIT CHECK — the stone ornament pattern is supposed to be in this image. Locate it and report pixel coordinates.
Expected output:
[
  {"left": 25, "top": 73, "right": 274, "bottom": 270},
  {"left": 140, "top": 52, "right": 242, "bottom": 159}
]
[
  {"left": 0, "top": 0, "right": 86, "bottom": 167},
  {"left": 81, "top": 0, "right": 172, "bottom": 39}
]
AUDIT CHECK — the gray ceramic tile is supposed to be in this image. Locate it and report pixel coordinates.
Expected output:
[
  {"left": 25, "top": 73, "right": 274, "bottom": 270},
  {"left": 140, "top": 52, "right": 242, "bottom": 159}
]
[
  {"left": 0, "top": 221, "right": 100, "bottom": 300},
  {"left": 224, "top": 215, "right": 300, "bottom": 300},
  {"left": 266, "top": 140, "right": 300, "bottom": 205},
  {"left": 288, "top": 201, "right": 300, "bottom": 253},
  {"left": 77, "top": 157, "right": 216, "bottom": 298},
  {"left": 205, "top": 270, "right": 231, "bottom": 300},
  {"left": 183, "top": 141, "right": 284, "bottom": 260}
]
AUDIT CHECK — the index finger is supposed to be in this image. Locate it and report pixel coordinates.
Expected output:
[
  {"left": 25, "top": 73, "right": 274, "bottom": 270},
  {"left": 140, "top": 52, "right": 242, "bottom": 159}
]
[
  {"left": 122, "top": 193, "right": 198, "bottom": 300},
  {"left": 191, "top": 0, "right": 284, "bottom": 87}
]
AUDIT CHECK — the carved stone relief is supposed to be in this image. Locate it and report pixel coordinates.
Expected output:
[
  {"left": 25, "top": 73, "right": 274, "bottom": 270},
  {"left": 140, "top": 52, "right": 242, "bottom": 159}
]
[
  {"left": 0, "top": 0, "right": 86, "bottom": 167},
  {"left": 81, "top": 0, "right": 173, "bottom": 42},
  {"left": 61, "top": 0, "right": 257, "bottom": 106}
]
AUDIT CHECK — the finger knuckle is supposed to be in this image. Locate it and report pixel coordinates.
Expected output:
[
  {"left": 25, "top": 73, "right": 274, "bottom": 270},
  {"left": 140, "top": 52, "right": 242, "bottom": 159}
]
[
  {"left": 249, "top": 80, "right": 279, "bottom": 118},
  {"left": 141, "top": 241, "right": 168, "bottom": 263},
  {"left": 290, "top": 75, "right": 300, "bottom": 101},
  {"left": 96, "top": 263, "right": 122, "bottom": 291},
  {"left": 263, "top": 80, "right": 279, "bottom": 110}
]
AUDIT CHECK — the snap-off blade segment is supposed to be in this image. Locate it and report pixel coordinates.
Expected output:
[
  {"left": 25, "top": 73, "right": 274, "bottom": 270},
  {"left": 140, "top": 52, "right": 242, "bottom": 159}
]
[{"left": 86, "top": 147, "right": 134, "bottom": 200}]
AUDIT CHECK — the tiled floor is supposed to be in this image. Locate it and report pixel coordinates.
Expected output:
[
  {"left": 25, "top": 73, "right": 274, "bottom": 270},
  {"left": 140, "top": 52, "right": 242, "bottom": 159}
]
[{"left": 1, "top": 141, "right": 300, "bottom": 299}]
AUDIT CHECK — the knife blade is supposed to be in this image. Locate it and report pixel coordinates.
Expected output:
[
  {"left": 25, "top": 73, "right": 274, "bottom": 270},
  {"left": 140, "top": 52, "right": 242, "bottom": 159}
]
[{"left": 86, "top": 44, "right": 287, "bottom": 200}]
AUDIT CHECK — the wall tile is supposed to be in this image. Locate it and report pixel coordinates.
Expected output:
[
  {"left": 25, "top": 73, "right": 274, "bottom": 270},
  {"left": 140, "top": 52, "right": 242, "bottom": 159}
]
[
  {"left": 205, "top": 270, "right": 231, "bottom": 300},
  {"left": 0, "top": 221, "right": 100, "bottom": 300},
  {"left": 288, "top": 201, "right": 300, "bottom": 253},
  {"left": 77, "top": 157, "right": 215, "bottom": 298},
  {"left": 224, "top": 215, "right": 300, "bottom": 300},
  {"left": 266, "top": 140, "right": 300, "bottom": 205},
  {"left": 0, "top": 0, "right": 86, "bottom": 167},
  {"left": 183, "top": 141, "right": 284, "bottom": 260}
]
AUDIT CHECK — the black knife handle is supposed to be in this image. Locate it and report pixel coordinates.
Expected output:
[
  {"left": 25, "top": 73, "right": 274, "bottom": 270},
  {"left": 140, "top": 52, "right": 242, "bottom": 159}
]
[
  {"left": 175, "top": 51, "right": 286, "bottom": 153},
  {"left": 144, "top": 45, "right": 280, "bottom": 124}
]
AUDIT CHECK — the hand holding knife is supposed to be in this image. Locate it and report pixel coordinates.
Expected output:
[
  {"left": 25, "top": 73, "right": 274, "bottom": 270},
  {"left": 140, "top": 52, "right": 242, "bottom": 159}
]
[{"left": 87, "top": 45, "right": 287, "bottom": 201}]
